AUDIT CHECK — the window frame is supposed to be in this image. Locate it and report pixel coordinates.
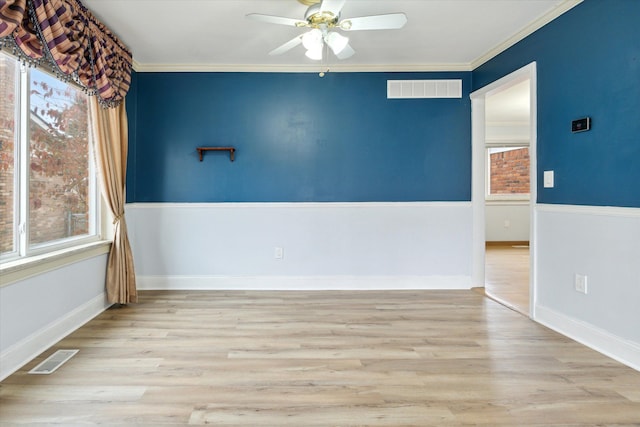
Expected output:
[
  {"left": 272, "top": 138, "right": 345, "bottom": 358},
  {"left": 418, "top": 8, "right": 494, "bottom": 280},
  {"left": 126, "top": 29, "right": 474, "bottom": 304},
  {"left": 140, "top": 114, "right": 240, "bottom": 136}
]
[{"left": 0, "top": 51, "right": 102, "bottom": 264}]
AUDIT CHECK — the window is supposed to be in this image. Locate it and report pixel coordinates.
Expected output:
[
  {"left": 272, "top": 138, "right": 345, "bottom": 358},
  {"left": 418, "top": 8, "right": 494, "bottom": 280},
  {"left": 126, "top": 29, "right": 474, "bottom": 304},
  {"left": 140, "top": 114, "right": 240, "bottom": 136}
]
[
  {"left": 486, "top": 146, "right": 530, "bottom": 199},
  {"left": 0, "top": 51, "right": 99, "bottom": 261}
]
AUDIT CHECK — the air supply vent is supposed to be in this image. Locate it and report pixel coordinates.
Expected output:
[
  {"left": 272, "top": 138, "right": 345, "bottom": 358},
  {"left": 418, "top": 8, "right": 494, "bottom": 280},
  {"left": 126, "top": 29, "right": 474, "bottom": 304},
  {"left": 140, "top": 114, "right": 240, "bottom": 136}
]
[
  {"left": 28, "top": 349, "right": 79, "bottom": 375},
  {"left": 387, "top": 79, "right": 462, "bottom": 99}
]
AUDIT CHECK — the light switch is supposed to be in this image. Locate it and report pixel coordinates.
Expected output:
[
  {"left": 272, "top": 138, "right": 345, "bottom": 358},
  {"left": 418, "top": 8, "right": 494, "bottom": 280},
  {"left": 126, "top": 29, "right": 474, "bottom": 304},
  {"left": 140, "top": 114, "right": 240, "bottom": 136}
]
[{"left": 543, "top": 170, "right": 554, "bottom": 188}]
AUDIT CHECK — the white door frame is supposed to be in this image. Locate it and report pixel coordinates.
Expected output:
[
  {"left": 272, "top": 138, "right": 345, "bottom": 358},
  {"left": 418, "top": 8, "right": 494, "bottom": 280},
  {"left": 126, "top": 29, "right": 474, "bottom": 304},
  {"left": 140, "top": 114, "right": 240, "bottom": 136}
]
[{"left": 470, "top": 62, "right": 538, "bottom": 318}]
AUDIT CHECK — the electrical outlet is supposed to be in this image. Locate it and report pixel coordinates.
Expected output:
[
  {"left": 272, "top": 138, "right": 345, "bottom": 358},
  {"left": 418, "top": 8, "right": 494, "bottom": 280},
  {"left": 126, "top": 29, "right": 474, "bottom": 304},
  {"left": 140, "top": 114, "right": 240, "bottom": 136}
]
[
  {"left": 274, "top": 247, "right": 284, "bottom": 260},
  {"left": 575, "top": 274, "right": 588, "bottom": 294},
  {"left": 504, "top": 220, "right": 510, "bottom": 228}
]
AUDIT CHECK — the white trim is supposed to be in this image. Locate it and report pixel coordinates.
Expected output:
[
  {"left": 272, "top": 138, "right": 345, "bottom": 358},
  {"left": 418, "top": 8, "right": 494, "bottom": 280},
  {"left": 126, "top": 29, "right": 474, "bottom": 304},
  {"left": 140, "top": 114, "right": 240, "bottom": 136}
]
[
  {"left": 137, "top": 275, "right": 471, "bottom": 291},
  {"left": 471, "top": 62, "right": 536, "bottom": 97},
  {"left": 536, "top": 305, "right": 640, "bottom": 372},
  {"left": 126, "top": 201, "right": 472, "bottom": 209},
  {"left": 485, "top": 139, "right": 530, "bottom": 147},
  {"left": 486, "top": 195, "right": 530, "bottom": 203},
  {"left": 536, "top": 203, "right": 640, "bottom": 218},
  {"left": 131, "top": 58, "right": 143, "bottom": 72},
  {"left": 470, "top": 0, "right": 583, "bottom": 69},
  {"left": 485, "top": 200, "right": 530, "bottom": 207},
  {"left": 0, "top": 241, "right": 111, "bottom": 287},
  {"left": 470, "top": 97, "right": 486, "bottom": 289},
  {"left": 131, "top": 62, "right": 472, "bottom": 73},
  {"left": 486, "top": 196, "right": 531, "bottom": 202},
  {"left": 470, "top": 62, "right": 537, "bottom": 318},
  {"left": 0, "top": 293, "right": 110, "bottom": 381}
]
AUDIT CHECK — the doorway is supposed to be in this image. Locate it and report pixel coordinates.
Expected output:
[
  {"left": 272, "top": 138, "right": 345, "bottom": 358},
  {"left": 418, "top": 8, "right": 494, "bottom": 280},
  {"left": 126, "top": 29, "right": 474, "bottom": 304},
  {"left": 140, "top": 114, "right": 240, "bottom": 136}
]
[
  {"left": 484, "top": 79, "right": 531, "bottom": 314},
  {"left": 470, "top": 63, "right": 537, "bottom": 318}
]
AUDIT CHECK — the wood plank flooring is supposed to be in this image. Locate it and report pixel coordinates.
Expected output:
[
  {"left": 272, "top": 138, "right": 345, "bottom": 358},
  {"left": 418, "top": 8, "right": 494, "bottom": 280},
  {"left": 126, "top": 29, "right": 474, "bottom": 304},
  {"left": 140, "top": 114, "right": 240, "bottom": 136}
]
[
  {"left": 1, "top": 290, "right": 639, "bottom": 426},
  {"left": 485, "top": 244, "right": 530, "bottom": 315}
]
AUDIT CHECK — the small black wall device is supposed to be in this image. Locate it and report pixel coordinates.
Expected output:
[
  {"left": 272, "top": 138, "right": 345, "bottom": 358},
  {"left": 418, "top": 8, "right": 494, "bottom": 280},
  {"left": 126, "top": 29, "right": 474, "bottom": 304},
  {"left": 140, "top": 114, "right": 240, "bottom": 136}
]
[{"left": 572, "top": 117, "right": 591, "bottom": 133}]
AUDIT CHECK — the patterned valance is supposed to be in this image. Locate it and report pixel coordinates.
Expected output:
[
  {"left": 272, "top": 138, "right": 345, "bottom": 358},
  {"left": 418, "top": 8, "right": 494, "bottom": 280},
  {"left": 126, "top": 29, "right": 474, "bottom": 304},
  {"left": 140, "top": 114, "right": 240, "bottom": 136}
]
[{"left": 0, "top": 0, "right": 132, "bottom": 107}]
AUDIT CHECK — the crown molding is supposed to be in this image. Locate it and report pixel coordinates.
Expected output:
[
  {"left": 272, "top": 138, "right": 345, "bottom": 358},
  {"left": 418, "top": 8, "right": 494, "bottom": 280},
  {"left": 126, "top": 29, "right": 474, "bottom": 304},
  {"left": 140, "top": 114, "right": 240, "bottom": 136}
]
[
  {"left": 130, "top": 62, "right": 472, "bottom": 73},
  {"left": 129, "top": 0, "right": 582, "bottom": 75},
  {"left": 470, "top": 0, "right": 583, "bottom": 70},
  {"left": 131, "top": 58, "right": 143, "bottom": 72}
]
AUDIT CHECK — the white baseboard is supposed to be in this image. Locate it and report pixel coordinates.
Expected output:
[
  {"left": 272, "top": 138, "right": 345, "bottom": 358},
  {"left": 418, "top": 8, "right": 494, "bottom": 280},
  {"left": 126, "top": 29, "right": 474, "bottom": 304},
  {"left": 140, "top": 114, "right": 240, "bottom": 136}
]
[
  {"left": 137, "top": 275, "right": 472, "bottom": 291},
  {"left": 0, "top": 293, "right": 110, "bottom": 381},
  {"left": 535, "top": 305, "right": 640, "bottom": 372}
]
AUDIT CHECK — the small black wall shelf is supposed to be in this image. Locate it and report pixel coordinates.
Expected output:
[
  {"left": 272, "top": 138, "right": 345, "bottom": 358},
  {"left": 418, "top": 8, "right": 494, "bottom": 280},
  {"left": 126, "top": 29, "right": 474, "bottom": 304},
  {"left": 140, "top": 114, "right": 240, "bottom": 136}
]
[{"left": 197, "top": 147, "right": 235, "bottom": 162}]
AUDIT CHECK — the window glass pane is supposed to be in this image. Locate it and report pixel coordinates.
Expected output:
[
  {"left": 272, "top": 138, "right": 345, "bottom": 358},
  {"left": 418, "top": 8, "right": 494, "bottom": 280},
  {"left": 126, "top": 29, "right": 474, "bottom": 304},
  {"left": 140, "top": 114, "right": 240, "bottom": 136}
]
[
  {"left": 488, "top": 147, "right": 530, "bottom": 195},
  {"left": 28, "top": 69, "right": 91, "bottom": 247},
  {"left": 0, "top": 53, "right": 18, "bottom": 255}
]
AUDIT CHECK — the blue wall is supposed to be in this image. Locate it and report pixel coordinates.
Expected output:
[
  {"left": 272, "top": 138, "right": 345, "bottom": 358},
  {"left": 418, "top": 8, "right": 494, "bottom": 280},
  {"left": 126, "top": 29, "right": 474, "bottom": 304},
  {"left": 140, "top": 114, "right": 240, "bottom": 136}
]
[
  {"left": 127, "top": 71, "right": 471, "bottom": 203},
  {"left": 126, "top": 70, "right": 138, "bottom": 199},
  {"left": 474, "top": 0, "right": 640, "bottom": 208}
]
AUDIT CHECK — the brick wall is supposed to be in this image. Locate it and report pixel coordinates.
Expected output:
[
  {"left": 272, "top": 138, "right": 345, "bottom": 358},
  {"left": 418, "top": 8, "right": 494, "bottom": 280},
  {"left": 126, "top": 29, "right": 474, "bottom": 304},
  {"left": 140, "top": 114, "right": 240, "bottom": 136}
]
[{"left": 490, "top": 147, "right": 530, "bottom": 194}]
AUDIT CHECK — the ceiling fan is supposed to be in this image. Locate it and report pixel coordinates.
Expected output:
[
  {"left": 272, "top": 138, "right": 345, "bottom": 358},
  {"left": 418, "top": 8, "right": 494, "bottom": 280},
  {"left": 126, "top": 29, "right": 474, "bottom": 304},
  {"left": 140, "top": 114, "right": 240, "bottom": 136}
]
[{"left": 246, "top": 0, "right": 407, "bottom": 61}]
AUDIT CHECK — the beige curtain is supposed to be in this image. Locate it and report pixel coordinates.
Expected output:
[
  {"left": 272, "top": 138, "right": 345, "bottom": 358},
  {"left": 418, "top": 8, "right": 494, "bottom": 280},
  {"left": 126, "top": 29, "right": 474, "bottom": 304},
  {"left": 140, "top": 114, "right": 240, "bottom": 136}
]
[{"left": 89, "top": 96, "right": 137, "bottom": 304}]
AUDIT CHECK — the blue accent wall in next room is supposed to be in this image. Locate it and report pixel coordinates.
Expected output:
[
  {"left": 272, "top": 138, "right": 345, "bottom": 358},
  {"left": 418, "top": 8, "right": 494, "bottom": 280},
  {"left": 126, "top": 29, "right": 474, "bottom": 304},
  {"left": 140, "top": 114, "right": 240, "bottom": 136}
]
[
  {"left": 473, "top": 0, "right": 640, "bottom": 208},
  {"left": 126, "top": 71, "right": 471, "bottom": 203}
]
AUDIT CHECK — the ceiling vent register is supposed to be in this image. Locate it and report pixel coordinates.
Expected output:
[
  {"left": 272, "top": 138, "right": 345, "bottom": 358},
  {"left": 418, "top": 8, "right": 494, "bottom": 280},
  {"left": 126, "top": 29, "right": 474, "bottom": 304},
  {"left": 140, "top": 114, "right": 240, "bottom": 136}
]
[{"left": 387, "top": 80, "right": 462, "bottom": 99}]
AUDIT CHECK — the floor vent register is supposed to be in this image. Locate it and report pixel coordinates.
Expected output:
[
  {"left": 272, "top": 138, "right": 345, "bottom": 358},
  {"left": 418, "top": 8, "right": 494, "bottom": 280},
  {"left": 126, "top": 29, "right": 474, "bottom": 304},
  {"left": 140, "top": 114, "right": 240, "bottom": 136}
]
[{"left": 28, "top": 349, "right": 79, "bottom": 375}]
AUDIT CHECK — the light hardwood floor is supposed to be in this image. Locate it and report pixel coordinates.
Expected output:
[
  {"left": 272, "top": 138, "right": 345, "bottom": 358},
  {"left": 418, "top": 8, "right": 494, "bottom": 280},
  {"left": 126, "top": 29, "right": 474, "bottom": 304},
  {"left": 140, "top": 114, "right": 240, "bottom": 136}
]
[
  {"left": 1, "top": 290, "right": 639, "bottom": 426},
  {"left": 485, "top": 244, "right": 530, "bottom": 315}
]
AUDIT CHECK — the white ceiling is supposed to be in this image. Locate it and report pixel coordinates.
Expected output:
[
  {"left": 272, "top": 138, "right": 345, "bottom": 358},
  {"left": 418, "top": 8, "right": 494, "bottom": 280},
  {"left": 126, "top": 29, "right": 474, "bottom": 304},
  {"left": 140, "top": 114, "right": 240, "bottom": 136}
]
[
  {"left": 486, "top": 79, "right": 530, "bottom": 124},
  {"left": 82, "top": 0, "right": 580, "bottom": 72}
]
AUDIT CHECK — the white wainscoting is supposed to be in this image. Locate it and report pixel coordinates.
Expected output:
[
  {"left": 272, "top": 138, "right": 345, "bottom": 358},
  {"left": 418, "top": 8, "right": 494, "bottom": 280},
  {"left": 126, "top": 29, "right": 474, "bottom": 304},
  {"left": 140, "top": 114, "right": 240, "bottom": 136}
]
[
  {"left": 136, "top": 275, "right": 471, "bottom": 291},
  {"left": 0, "top": 254, "right": 110, "bottom": 380},
  {"left": 486, "top": 201, "right": 530, "bottom": 242},
  {"left": 126, "top": 202, "right": 473, "bottom": 290},
  {"left": 534, "top": 204, "right": 640, "bottom": 371}
]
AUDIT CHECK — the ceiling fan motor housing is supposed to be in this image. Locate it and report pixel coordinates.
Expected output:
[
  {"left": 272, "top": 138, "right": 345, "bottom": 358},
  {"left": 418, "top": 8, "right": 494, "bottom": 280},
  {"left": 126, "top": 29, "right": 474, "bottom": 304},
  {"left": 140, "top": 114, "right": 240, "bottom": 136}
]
[{"left": 305, "top": 4, "right": 340, "bottom": 27}]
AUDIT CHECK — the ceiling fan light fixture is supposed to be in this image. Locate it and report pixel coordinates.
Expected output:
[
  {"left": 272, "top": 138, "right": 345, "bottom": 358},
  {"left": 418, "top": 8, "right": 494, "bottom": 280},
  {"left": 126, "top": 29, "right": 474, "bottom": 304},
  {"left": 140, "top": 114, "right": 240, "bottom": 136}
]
[
  {"left": 302, "top": 28, "right": 323, "bottom": 51},
  {"left": 326, "top": 31, "right": 349, "bottom": 55},
  {"left": 305, "top": 47, "right": 323, "bottom": 61}
]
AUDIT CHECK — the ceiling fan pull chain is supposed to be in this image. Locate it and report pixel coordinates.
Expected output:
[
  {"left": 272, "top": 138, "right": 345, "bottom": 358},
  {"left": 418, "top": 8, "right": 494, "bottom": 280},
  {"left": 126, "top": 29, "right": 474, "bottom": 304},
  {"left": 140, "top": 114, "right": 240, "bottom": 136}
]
[{"left": 319, "top": 41, "right": 329, "bottom": 77}]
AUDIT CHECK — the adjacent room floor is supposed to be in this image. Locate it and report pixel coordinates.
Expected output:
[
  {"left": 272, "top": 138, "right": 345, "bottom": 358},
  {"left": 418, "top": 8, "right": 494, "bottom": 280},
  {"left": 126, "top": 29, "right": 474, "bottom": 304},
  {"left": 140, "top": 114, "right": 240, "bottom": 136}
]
[
  {"left": 1, "top": 290, "right": 639, "bottom": 425},
  {"left": 485, "top": 243, "right": 530, "bottom": 315}
]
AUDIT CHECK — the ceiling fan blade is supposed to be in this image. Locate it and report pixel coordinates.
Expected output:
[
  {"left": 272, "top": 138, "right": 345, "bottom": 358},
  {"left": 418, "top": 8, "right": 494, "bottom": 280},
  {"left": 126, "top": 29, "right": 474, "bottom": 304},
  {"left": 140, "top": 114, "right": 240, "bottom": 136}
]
[
  {"left": 340, "top": 13, "right": 407, "bottom": 31},
  {"left": 319, "top": 0, "right": 346, "bottom": 16},
  {"left": 335, "top": 43, "right": 355, "bottom": 60},
  {"left": 268, "top": 35, "right": 303, "bottom": 56},
  {"left": 246, "top": 13, "right": 306, "bottom": 27}
]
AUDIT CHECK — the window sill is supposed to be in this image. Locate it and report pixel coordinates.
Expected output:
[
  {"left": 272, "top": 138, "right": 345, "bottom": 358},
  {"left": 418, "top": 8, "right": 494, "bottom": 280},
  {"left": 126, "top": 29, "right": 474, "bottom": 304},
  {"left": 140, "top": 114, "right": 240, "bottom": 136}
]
[
  {"left": 0, "top": 240, "right": 111, "bottom": 288},
  {"left": 485, "top": 199, "right": 530, "bottom": 206}
]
